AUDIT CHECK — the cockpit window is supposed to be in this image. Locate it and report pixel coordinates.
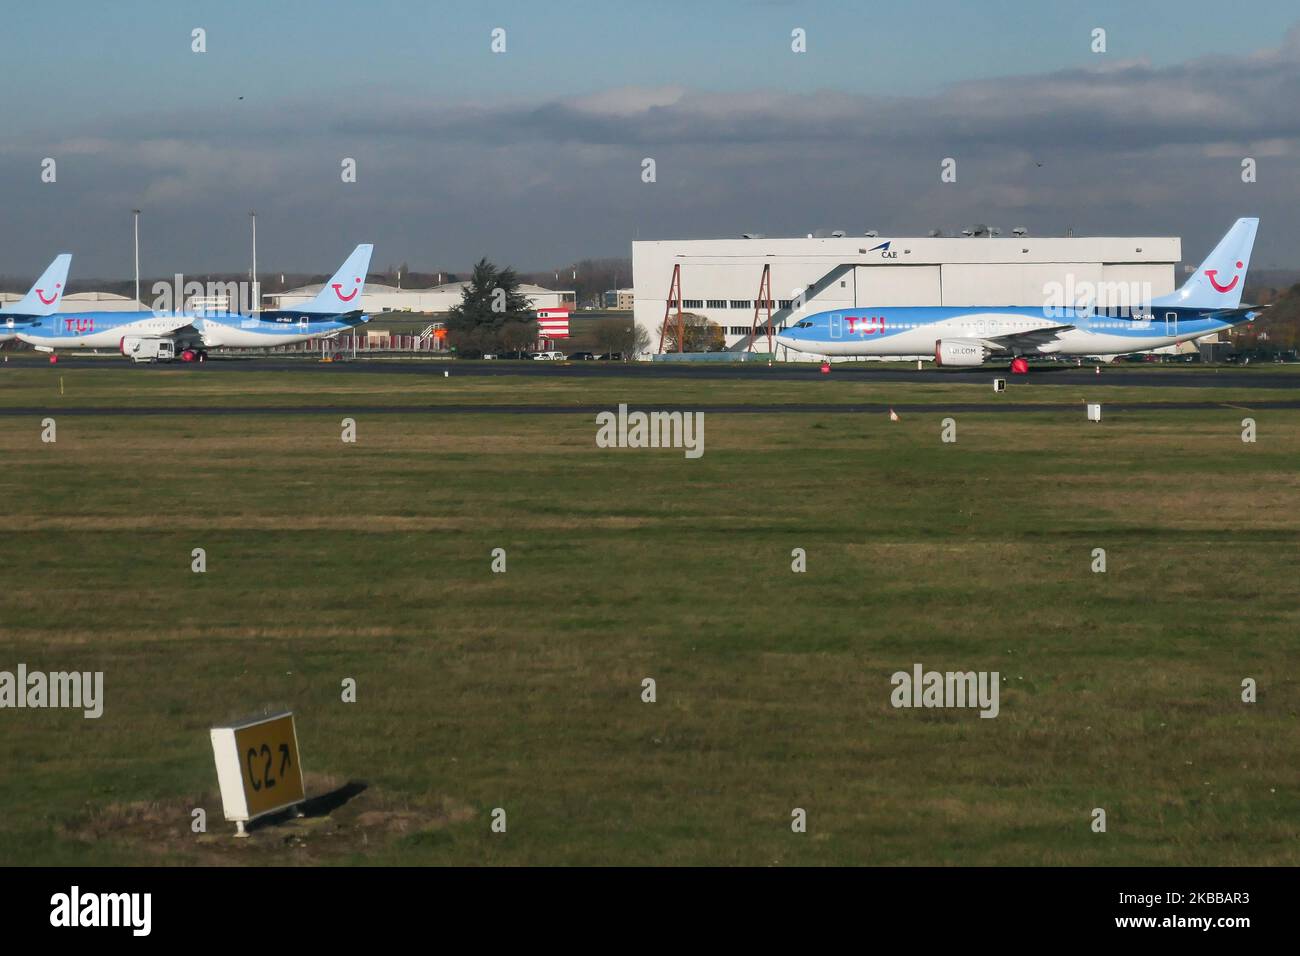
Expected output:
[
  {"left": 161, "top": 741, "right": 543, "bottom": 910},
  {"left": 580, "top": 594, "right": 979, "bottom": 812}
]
[{"left": 795, "top": 321, "right": 814, "bottom": 328}]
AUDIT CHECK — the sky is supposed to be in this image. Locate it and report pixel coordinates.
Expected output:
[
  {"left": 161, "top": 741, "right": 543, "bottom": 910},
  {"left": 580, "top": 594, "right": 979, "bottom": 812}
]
[{"left": 2, "top": 0, "right": 1300, "bottom": 277}]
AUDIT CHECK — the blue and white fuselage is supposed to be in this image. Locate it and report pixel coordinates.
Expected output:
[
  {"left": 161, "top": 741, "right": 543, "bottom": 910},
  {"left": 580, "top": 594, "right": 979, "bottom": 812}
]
[
  {"left": 775, "top": 305, "right": 1254, "bottom": 358},
  {"left": 17, "top": 308, "right": 369, "bottom": 351},
  {"left": 18, "top": 311, "right": 195, "bottom": 350},
  {"left": 191, "top": 309, "right": 370, "bottom": 348},
  {"left": 15, "top": 243, "right": 374, "bottom": 356},
  {"left": 775, "top": 219, "right": 1262, "bottom": 366},
  {"left": 191, "top": 242, "right": 374, "bottom": 348}
]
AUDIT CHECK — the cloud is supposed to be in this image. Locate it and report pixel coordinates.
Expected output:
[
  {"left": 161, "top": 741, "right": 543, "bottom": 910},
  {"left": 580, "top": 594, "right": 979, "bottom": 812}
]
[{"left": 3, "top": 24, "right": 1300, "bottom": 275}]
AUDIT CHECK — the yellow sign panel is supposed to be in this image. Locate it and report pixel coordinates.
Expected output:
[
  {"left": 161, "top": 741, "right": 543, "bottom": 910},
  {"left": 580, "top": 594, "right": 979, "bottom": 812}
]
[{"left": 230, "top": 713, "right": 305, "bottom": 819}]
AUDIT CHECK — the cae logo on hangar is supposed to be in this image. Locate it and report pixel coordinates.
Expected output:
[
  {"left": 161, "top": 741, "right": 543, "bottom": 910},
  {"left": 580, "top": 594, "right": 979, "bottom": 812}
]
[{"left": 868, "top": 240, "right": 898, "bottom": 259}]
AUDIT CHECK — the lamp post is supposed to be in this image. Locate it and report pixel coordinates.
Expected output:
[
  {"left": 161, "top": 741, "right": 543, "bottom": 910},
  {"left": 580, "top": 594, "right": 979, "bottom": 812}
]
[
  {"left": 132, "top": 209, "right": 141, "bottom": 306},
  {"left": 250, "top": 211, "right": 258, "bottom": 314}
]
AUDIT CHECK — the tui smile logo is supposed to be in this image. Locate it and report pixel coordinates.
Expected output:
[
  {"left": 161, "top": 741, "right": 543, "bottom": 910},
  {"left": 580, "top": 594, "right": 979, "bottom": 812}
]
[
  {"left": 36, "top": 282, "right": 62, "bottom": 305},
  {"left": 1206, "top": 261, "right": 1243, "bottom": 293},
  {"left": 333, "top": 277, "right": 361, "bottom": 302}
]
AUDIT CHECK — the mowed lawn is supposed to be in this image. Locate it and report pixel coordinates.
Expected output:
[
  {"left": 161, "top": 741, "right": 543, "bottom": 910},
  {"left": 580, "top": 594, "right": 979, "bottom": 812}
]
[{"left": 0, "top": 376, "right": 1297, "bottom": 865}]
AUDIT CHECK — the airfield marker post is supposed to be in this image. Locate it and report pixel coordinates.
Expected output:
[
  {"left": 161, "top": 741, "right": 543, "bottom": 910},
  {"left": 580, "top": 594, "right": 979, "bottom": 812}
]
[{"left": 210, "top": 711, "right": 306, "bottom": 838}]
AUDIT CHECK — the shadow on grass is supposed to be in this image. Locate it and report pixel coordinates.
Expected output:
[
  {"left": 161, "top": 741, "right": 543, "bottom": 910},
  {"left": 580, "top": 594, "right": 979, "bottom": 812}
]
[{"left": 250, "top": 780, "right": 368, "bottom": 833}]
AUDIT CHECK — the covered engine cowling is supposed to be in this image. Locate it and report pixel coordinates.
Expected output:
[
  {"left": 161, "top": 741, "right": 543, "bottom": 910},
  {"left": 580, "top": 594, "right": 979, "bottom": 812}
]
[{"left": 934, "top": 339, "right": 988, "bottom": 367}]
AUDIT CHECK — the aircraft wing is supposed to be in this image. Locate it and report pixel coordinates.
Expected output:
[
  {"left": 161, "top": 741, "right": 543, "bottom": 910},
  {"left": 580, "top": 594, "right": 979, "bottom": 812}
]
[{"left": 981, "top": 323, "right": 1075, "bottom": 352}]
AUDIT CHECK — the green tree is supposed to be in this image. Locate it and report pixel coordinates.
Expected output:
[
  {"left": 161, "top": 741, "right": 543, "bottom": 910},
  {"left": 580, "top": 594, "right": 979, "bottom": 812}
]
[{"left": 446, "top": 258, "right": 535, "bottom": 352}]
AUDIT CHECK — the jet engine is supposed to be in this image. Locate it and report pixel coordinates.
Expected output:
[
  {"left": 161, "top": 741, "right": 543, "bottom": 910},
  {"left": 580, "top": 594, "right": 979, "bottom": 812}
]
[{"left": 934, "top": 339, "right": 988, "bottom": 367}]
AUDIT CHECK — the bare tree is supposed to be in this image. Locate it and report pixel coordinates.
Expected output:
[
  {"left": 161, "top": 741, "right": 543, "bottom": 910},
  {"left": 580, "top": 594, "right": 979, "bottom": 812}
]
[{"left": 660, "top": 313, "right": 723, "bottom": 353}]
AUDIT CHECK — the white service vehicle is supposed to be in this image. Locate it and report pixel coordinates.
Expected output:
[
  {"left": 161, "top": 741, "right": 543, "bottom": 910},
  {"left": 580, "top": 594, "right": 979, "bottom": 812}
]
[{"left": 121, "top": 336, "right": 177, "bottom": 363}]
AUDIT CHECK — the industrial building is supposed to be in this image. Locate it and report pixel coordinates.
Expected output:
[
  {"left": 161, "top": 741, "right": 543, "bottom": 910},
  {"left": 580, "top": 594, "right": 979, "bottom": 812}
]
[
  {"left": 0, "top": 291, "right": 143, "bottom": 312},
  {"left": 631, "top": 231, "right": 1185, "bottom": 359},
  {"left": 265, "top": 281, "right": 574, "bottom": 314},
  {"left": 603, "top": 288, "right": 634, "bottom": 310},
  {"left": 4, "top": 281, "right": 575, "bottom": 318}
]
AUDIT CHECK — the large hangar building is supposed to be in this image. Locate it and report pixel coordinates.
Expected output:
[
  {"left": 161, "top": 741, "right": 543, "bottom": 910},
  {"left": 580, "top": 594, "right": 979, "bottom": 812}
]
[
  {"left": 0, "top": 291, "right": 143, "bottom": 312},
  {"left": 631, "top": 232, "right": 1183, "bottom": 359},
  {"left": 265, "top": 281, "right": 574, "bottom": 315}
]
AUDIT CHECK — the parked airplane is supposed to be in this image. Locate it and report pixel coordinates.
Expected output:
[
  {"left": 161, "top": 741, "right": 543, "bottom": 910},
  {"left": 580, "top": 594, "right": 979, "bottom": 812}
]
[
  {"left": 17, "top": 244, "right": 373, "bottom": 362},
  {"left": 774, "top": 219, "right": 1261, "bottom": 371},
  {"left": 0, "top": 254, "right": 72, "bottom": 343},
  {"left": 189, "top": 243, "right": 373, "bottom": 350},
  {"left": 17, "top": 280, "right": 197, "bottom": 358}
]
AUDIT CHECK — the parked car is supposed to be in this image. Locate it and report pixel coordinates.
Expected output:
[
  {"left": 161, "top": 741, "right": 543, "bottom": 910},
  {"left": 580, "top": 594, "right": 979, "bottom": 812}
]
[
  {"left": 566, "top": 351, "right": 595, "bottom": 361},
  {"left": 532, "top": 351, "right": 566, "bottom": 360}
]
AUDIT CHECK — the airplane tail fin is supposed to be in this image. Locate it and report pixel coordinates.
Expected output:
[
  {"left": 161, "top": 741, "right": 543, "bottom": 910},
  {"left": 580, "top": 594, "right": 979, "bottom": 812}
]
[
  {"left": 297, "top": 244, "right": 373, "bottom": 314},
  {"left": 1151, "top": 218, "right": 1258, "bottom": 310},
  {"left": 2, "top": 254, "right": 72, "bottom": 316}
]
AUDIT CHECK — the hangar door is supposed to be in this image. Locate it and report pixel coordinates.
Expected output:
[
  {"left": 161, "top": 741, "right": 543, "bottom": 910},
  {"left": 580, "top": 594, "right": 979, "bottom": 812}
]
[
  {"left": 1100, "top": 264, "right": 1176, "bottom": 304},
  {"left": 941, "top": 263, "right": 1103, "bottom": 307},
  {"left": 853, "top": 265, "right": 941, "bottom": 307}
]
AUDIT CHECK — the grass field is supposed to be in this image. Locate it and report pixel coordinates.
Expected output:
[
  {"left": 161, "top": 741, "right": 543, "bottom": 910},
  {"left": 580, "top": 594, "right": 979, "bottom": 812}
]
[{"left": 1, "top": 366, "right": 1297, "bottom": 865}]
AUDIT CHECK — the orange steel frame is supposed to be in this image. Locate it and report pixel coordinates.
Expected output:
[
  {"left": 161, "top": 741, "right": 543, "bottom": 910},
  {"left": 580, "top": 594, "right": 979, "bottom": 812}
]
[
  {"left": 747, "top": 264, "right": 773, "bottom": 352},
  {"left": 657, "top": 263, "right": 685, "bottom": 353}
]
